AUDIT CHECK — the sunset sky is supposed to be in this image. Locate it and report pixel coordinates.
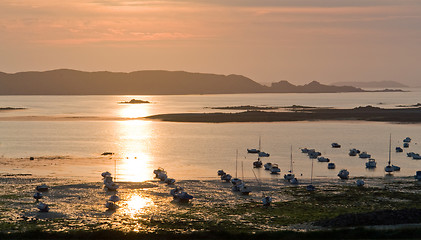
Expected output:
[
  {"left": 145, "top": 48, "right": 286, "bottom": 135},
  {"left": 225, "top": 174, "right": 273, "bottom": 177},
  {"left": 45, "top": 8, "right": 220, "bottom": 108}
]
[{"left": 1, "top": 0, "right": 420, "bottom": 85}]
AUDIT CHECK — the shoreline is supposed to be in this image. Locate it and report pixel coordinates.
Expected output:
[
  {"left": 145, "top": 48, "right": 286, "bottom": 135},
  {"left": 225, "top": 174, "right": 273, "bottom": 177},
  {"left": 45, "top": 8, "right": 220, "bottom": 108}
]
[{"left": 145, "top": 106, "right": 421, "bottom": 123}]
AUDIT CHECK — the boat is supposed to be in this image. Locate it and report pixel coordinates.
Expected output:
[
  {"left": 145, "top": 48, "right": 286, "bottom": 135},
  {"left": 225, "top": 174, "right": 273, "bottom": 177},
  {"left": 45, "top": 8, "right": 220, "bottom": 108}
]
[
  {"left": 153, "top": 168, "right": 166, "bottom": 178},
  {"left": 262, "top": 196, "right": 272, "bottom": 206},
  {"left": 103, "top": 176, "right": 119, "bottom": 191},
  {"left": 359, "top": 152, "right": 371, "bottom": 159},
  {"left": 317, "top": 157, "right": 330, "bottom": 162},
  {"left": 415, "top": 171, "right": 421, "bottom": 181},
  {"left": 327, "top": 163, "right": 336, "bottom": 169},
  {"left": 264, "top": 162, "right": 272, "bottom": 170},
  {"left": 403, "top": 142, "right": 409, "bottom": 148},
  {"left": 356, "top": 179, "right": 365, "bottom": 187},
  {"left": 403, "top": 137, "right": 411, "bottom": 143},
  {"left": 109, "top": 195, "right": 120, "bottom": 202},
  {"left": 349, "top": 148, "right": 360, "bottom": 156},
  {"left": 247, "top": 137, "right": 261, "bottom": 154},
  {"left": 36, "top": 184, "right": 49, "bottom": 192},
  {"left": 291, "top": 178, "right": 299, "bottom": 184},
  {"left": 105, "top": 201, "right": 118, "bottom": 210},
  {"left": 308, "top": 151, "right": 321, "bottom": 159},
  {"left": 258, "top": 152, "right": 270, "bottom": 157},
  {"left": 301, "top": 148, "right": 314, "bottom": 153},
  {"left": 247, "top": 149, "right": 260, "bottom": 154},
  {"left": 164, "top": 178, "right": 176, "bottom": 185},
  {"left": 407, "top": 152, "right": 416, "bottom": 158},
  {"left": 217, "top": 170, "right": 226, "bottom": 176},
  {"left": 270, "top": 164, "right": 280, "bottom": 174},
  {"left": 395, "top": 147, "right": 403, "bottom": 152},
  {"left": 221, "top": 173, "right": 232, "bottom": 182},
  {"left": 170, "top": 187, "right": 194, "bottom": 203},
  {"left": 307, "top": 158, "right": 315, "bottom": 191},
  {"left": 37, "top": 202, "right": 49, "bottom": 212},
  {"left": 385, "top": 134, "right": 399, "bottom": 174},
  {"left": 284, "top": 146, "right": 296, "bottom": 181},
  {"left": 365, "top": 158, "right": 377, "bottom": 168},
  {"left": 253, "top": 158, "right": 263, "bottom": 168},
  {"left": 101, "top": 171, "right": 112, "bottom": 178},
  {"left": 157, "top": 172, "right": 168, "bottom": 181},
  {"left": 338, "top": 169, "right": 349, "bottom": 180},
  {"left": 33, "top": 192, "right": 43, "bottom": 202},
  {"left": 231, "top": 150, "right": 242, "bottom": 187},
  {"left": 413, "top": 154, "right": 421, "bottom": 160},
  {"left": 239, "top": 161, "right": 251, "bottom": 195},
  {"left": 331, "top": 143, "right": 341, "bottom": 148}
]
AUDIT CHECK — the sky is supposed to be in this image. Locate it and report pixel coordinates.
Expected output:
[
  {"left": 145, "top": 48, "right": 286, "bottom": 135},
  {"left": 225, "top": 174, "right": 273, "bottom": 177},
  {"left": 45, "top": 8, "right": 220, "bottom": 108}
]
[{"left": 0, "top": 0, "right": 420, "bottom": 85}]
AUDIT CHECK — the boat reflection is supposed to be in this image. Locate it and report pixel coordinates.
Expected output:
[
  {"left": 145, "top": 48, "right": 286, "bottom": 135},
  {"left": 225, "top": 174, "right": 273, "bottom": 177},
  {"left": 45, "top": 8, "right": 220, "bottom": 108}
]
[{"left": 115, "top": 120, "right": 154, "bottom": 182}]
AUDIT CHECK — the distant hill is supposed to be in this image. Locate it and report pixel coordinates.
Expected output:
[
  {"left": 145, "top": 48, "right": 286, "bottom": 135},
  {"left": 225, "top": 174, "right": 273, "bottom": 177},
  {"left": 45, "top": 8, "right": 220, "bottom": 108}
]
[
  {"left": 0, "top": 69, "right": 365, "bottom": 95},
  {"left": 332, "top": 81, "right": 409, "bottom": 88}
]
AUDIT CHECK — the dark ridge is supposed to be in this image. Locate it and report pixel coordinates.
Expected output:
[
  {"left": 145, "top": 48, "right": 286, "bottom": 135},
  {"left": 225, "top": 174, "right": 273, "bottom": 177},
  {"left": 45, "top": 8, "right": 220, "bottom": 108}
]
[{"left": 0, "top": 69, "right": 369, "bottom": 95}]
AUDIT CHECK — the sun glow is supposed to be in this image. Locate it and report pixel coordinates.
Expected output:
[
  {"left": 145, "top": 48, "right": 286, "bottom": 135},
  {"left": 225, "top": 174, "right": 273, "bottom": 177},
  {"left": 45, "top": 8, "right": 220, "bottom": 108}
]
[
  {"left": 119, "top": 102, "right": 151, "bottom": 119},
  {"left": 115, "top": 120, "right": 154, "bottom": 182},
  {"left": 121, "top": 194, "right": 154, "bottom": 217}
]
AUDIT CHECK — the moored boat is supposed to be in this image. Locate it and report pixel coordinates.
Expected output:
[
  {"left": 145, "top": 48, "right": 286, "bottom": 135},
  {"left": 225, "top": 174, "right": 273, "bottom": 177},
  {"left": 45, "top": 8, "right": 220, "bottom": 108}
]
[{"left": 338, "top": 169, "right": 349, "bottom": 180}]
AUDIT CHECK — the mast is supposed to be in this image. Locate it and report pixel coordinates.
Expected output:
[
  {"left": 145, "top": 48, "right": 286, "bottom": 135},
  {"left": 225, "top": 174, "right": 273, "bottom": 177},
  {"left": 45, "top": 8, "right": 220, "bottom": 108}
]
[
  {"left": 242, "top": 161, "right": 244, "bottom": 182},
  {"left": 290, "top": 145, "right": 293, "bottom": 173},
  {"left": 258, "top": 136, "right": 261, "bottom": 151},
  {"left": 235, "top": 149, "right": 238, "bottom": 178},
  {"left": 310, "top": 158, "right": 314, "bottom": 184},
  {"left": 388, "top": 133, "right": 392, "bottom": 166}
]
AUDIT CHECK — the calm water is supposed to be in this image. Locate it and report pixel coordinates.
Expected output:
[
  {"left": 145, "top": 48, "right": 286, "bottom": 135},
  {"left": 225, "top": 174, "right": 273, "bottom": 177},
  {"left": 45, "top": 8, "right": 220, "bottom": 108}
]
[{"left": 1, "top": 92, "right": 421, "bottom": 181}]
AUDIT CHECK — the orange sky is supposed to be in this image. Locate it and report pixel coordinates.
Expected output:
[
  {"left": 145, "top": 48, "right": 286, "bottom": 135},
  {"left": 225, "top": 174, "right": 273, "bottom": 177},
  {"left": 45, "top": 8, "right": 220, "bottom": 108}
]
[{"left": 1, "top": 0, "right": 420, "bottom": 85}]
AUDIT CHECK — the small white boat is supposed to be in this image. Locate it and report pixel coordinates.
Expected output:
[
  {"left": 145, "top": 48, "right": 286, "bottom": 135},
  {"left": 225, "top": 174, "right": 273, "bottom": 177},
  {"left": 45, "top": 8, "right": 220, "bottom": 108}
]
[
  {"left": 258, "top": 152, "right": 270, "bottom": 157},
  {"left": 101, "top": 171, "right": 112, "bottom": 178},
  {"left": 403, "top": 137, "right": 411, "bottom": 143},
  {"left": 301, "top": 148, "right": 314, "bottom": 153},
  {"left": 338, "top": 169, "right": 349, "bottom": 180},
  {"left": 36, "top": 184, "right": 49, "bottom": 192},
  {"left": 407, "top": 152, "right": 416, "bottom": 157},
  {"left": 153, "top": 168, "right": 166, "bottom": 178},
  {"left": 164, "top": 178, "right": 176, "bottom": 185},
  {"left": 262, "top": 196, "right": 272, "bottom": 206},
  {"left": 105, "top": 201, "right": 118, "bottom": 210},
  {"left": 331, "top": 143, "right": 341, "bottom": 148},
  {"left": 109, "top": 195, "right": 120, "bottom": 202},
  {"left": 317, "top": 157, "right": 330, "bottom": 162},
  {"left": 170, "top": 187, "right": 194, "bottom": 202},
  {"left": 385, "top": 134, "right": 399, "bottom": 174},
  {"left": 37, "top": 202, "right": 49, "bottom": 212},
  {"left": 395, "top": 147, "right": 403, "bottom": 152},
  {"left": 349, "top": 148, "right": 360, "bottom": 156},
  {"left": 306, "top": 184, "right": 315, "bottom": 191},
  {"left": 264, "top": 162, "right": 272, "bottom": 170},
  {"left": 403, "top": 142, "right": 409, "bottom": 148},
  {"left": 284, "top": 146, "right": 296, "bottom": 181},
  {"left": 33, "top": 192, "right": 43, "bottom": 201},
  {"left": 415, "top": 171, "right": 421, "bottom": 181},
  {"left": 270, "top": 164, "right": 280, "bottom": 174},
  {"left": 247, "top": 148, "right": 260, "bottom": 154},
  {"left": 308, "top": 151, "right": 321, "bottom": 159},
  {"left": 385, "top": 165, "right": 394, "bottom": 173},
  {"left": 253, "top": 159, "right": 263, "bottom": 168},
  {"left": 157, "top": 172, "right": 168, "bottom": 181},
  {"left": 221, "top": 173, "right": 232, "bottom": 182},
  {"left": 239, "top": 183, "right": 251, "bottom": 195},
  {"left": 413, "top": 154, "right": 421, "bottom": 160},
  {"left": 359, "top": 152, "right": 371, "bottom": 159},
  {"left": 365, "top": 158, "right": 377, "bottom": 168},
  {"left": 327, "top": 163, "right": 336, "bottom": 169},
  {"left": 356, "top": 179, "right": 365, "bottom": 187}
]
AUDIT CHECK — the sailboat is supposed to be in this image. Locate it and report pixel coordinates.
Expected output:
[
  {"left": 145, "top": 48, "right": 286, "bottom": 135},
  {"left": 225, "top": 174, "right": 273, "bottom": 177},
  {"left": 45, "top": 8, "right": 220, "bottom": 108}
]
[
  {"left": 239, "top": 161, "right": 251, "bottom": 195},
  {"left": 247, "top": 137, "right": 261, "bottom": 153},
  {"left": 385, "top": 134, "right": 398, "bottom": 173},
  {"left": 284, "top": 146, "right": 296, "bottom": 181},
  {"left": 231, "top": 150, "right": 242, "bottom": 191},
  {"left": 306, "top": 158, "right": 315, "bottom": 191},
  {"left": 252, "top": 169, "right": 272, "bottom": 206}
]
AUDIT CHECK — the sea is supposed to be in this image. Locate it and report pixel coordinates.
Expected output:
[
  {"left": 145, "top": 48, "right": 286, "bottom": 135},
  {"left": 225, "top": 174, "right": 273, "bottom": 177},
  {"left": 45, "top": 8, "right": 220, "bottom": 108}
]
[{"left": 1, "top": 90, "right": 421, "bottom": 182}]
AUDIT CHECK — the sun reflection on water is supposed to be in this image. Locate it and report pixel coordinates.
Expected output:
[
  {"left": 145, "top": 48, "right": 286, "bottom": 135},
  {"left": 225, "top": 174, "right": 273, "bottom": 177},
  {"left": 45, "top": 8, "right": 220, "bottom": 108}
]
[
  {"left": 115, "top": 120, "right": 155, "bottom": 182},
  {"left": 120, "top": 194, "right": 154, "bottom": 217},
  {"left": 119, "top": 103, "right": 151, "bottom": 119}
]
